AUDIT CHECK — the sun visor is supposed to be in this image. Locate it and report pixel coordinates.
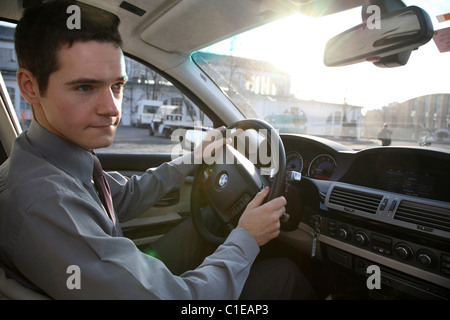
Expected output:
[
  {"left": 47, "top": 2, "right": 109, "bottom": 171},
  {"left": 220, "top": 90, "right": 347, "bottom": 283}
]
[{"left": 140, "top": 0, "right": 295, "bottom": 54}]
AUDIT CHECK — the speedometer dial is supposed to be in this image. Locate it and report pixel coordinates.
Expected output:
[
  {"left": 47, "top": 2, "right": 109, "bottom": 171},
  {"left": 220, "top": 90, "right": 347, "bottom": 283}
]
[
  {"left": 286, "top": 151, "right": 304, "bottom": 173},
  {"left": 308, "top": 154, "right": 337, "bottom": 180}
]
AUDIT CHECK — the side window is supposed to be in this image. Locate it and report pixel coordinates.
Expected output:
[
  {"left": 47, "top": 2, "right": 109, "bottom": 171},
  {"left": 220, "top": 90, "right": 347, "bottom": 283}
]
[
  {"left": 103, "top": 56, "right": 212, "bottom": 154},
  {"left": 0, "top": 22, "right": 32, "bottom": 131}
]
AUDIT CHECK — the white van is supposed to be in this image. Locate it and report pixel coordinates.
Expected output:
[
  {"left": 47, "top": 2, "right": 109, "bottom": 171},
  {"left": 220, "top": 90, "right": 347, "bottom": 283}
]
[
  {"left": 150, "top": 105, "right": 181, "bottom": 137},
  {"left": 131, "top": 100, "right": 163, "bottom": 127}
]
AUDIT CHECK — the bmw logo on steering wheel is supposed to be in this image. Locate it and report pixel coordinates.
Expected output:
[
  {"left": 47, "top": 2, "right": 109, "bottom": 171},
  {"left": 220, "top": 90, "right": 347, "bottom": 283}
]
[{"left": 217, "top": 173, "right": 228, "bottom": 188}]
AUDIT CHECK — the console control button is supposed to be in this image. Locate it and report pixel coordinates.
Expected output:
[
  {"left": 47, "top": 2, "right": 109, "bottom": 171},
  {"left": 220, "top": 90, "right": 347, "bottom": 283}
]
[
  {"left": 417, "top": 250, "right": 436, "bottom": 268},
  {"left": 338, "top": 225, "right": 352, "bottom": 241},
  {"left": 354, "top": 231, "right": 369, "bottom": 247},
  {"left": 394, "top": 243, "right": 413, "bottom": 260}
]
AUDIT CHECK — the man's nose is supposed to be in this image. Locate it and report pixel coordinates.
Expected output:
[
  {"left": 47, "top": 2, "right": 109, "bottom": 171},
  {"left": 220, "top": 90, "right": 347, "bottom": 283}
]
[{"left": 97, "top": 88, "right": 121, "bottom": 116}]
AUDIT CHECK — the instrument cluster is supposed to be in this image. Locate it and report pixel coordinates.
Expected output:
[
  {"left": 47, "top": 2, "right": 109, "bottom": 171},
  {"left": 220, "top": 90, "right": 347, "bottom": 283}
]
[{"left": 286, "top": 150, "right": 337, "bottom": 180}]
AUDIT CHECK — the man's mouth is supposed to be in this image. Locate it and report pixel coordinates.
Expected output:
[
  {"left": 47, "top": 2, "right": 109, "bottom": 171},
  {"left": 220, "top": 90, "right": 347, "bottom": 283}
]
[{"left": 91, "top": 118, "right": 119, "bottom": 128}]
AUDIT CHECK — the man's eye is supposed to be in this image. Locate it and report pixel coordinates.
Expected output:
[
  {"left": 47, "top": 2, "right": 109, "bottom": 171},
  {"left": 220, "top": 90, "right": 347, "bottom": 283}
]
[
  {"left": 112, "top": 82, "right": 125, "bottom": 92},
  {"left": 76, "top": 85, "right": 92, "bottom": 92}
]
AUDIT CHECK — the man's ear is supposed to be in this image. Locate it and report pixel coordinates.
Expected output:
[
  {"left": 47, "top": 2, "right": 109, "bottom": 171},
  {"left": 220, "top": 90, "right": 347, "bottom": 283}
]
[{"left": 16, "top": 68, "right": 41, "bottom": 106}]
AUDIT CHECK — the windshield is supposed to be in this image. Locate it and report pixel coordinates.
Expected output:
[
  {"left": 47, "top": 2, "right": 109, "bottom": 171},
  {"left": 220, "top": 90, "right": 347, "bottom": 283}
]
[{"left": 192, "top": 0, "right": 450, "bottom": 151}]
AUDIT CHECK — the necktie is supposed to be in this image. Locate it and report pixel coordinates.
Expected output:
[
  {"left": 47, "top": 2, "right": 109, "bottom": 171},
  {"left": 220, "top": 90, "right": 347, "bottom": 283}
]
[{"left": 92, "top": 153, "right": 117, "bottom": 226}]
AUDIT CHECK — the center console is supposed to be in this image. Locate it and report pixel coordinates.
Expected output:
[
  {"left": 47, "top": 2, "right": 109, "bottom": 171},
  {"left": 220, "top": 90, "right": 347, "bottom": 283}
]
[
  {"left": 316, "top": 214, "right": 450, "bottom": 299},
  {"left": 304, "top": 181, "right": 450, "bottom": 300}
]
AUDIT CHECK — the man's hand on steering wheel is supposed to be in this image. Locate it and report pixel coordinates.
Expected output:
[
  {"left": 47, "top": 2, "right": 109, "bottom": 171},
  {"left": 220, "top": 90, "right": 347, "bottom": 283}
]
[{"left": 237, "top": 186, "right": 287, "bottom": 246}]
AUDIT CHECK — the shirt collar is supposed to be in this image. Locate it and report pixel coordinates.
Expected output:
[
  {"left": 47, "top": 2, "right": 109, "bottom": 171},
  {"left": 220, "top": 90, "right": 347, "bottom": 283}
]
[{"left": 26, "top": 120, "right": 94, "bottom": 186}]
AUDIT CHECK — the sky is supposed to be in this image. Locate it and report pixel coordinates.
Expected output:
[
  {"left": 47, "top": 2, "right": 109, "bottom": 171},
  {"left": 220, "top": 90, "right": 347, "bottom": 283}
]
[{"left": 203, "top": 0, "right": 450, "bottom": 113}]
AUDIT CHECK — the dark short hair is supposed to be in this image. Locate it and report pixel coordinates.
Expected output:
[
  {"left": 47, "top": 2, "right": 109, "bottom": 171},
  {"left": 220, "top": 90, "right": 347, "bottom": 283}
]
[{"left": 15, "top": 0, "right": 122, "bottom": 95}]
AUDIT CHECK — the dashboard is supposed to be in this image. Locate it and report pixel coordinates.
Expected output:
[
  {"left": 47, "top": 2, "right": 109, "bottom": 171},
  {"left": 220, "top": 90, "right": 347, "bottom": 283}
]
[{"left": 280, "top": 134, "right": 450, "bottom": 300}]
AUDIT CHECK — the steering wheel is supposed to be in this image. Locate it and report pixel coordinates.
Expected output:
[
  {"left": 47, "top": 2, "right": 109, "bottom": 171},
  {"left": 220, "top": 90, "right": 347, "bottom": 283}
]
[{"left": 191, "top": 119, "right": 286, "bottom": 245}]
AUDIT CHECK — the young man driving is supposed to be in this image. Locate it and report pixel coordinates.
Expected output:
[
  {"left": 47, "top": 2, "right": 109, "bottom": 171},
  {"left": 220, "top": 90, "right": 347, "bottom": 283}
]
[{"left": 0, "top": 1, "right": 313, "bottom": 299}]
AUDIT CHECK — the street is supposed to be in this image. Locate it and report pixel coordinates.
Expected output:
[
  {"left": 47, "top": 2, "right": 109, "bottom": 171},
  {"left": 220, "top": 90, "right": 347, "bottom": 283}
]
[
  {"left": 101, "top": 126, "right": 450, "bottom": 155},
  {"left": 101, "top": 125, "right": 179, "bottom": 154}
]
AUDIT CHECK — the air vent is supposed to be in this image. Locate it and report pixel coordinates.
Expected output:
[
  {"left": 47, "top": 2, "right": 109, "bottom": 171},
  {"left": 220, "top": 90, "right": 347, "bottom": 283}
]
[
  {"left": 329, "top": 187, "right": 383, "bottom": 214},
  {"left": 394, "top": 200, "right": 450, "bottom": 233}
]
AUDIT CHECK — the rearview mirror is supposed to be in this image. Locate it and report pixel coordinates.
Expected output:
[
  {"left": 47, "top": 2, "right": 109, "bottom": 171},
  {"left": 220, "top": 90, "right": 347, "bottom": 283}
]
[{"left": 324, "top": 6, "right": 434, "bottom": 67}]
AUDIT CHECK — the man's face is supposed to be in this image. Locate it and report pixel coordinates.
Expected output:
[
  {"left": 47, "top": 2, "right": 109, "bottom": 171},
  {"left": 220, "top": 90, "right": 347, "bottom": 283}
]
[{"left": 36, "top": 41, "right": 127, "bottom": 151}]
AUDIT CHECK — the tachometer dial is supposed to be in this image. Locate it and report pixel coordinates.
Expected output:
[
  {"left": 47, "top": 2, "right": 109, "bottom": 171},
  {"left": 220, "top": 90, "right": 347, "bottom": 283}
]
[
  {"left": 308, "top": 154, "right": 337, "bottom": 180},
  {"left": 286, "top": 151, "right": 304, "bottom": 173}
]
